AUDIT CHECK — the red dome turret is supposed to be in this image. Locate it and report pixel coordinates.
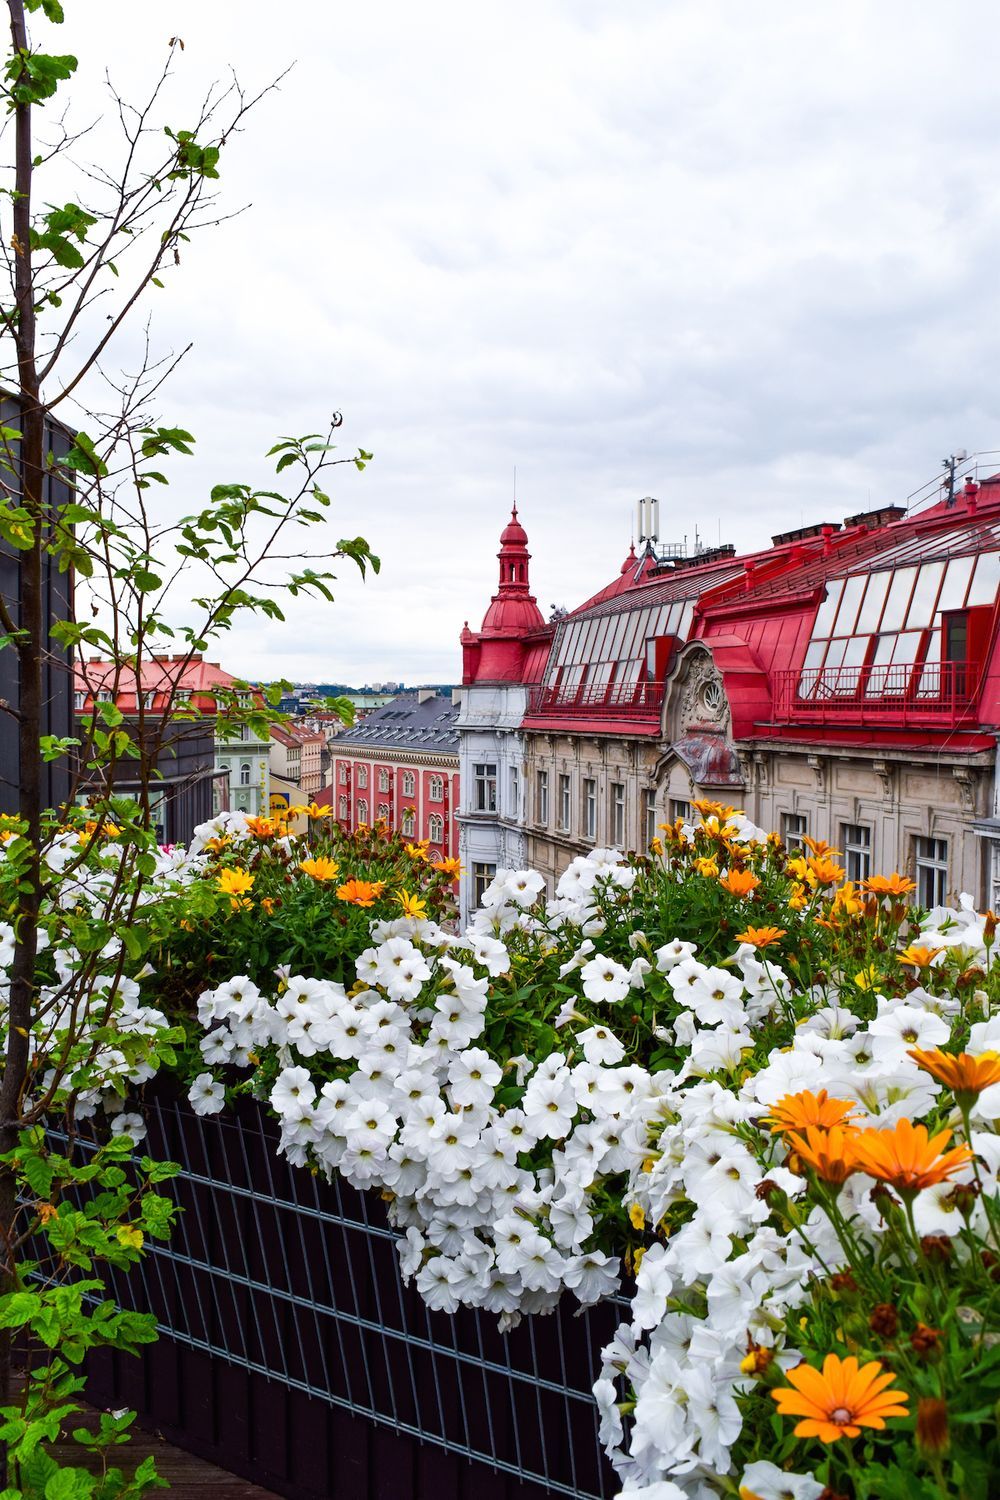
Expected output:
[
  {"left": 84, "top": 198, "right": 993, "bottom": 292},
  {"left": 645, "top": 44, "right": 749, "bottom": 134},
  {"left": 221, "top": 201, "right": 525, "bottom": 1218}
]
[{"left": 461, "top": 507, "right": 548, "bottom": 684}]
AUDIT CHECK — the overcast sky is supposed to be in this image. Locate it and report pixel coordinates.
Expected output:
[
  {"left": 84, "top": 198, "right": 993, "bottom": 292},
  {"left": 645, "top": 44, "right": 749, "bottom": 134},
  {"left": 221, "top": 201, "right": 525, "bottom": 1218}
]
[{"left": 46, "top": 2, "right": 1000, "bottom": 683}]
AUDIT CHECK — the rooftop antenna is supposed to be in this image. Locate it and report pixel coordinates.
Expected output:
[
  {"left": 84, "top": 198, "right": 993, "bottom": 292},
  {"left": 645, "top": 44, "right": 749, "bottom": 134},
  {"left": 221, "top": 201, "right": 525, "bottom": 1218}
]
[{"left": 943, "top": 450, "right": 968, "bottom": 506}]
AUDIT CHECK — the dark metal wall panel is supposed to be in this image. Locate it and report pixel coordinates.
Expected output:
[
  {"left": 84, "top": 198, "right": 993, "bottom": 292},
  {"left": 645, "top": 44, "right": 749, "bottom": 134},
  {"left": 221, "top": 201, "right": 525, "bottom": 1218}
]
[
  {"left": 0, "top": 397, "right": 75, "bottom": 815},
  {"left": 84, "top": 1089, "right": 622, "bottom": 1500}
]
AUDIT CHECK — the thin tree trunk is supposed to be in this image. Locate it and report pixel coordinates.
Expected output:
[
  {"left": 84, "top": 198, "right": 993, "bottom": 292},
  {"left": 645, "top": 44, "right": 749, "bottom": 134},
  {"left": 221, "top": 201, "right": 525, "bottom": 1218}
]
[{"left": 0, "top": 4, "right": 42, "bottom": 1478}]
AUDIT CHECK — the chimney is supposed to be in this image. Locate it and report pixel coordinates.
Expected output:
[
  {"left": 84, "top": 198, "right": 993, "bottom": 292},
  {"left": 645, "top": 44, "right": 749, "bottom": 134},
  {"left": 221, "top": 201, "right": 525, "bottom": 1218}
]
[
  {"left": 964, "top": 477, "right": 980, "bottom": 514},
  {"left": 417, "top": 688, "right": 436, "bottom": 705}
]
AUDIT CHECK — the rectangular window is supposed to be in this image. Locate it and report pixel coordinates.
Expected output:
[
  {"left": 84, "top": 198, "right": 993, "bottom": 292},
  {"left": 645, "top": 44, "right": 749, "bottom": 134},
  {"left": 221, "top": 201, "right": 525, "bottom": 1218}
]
[
  {"left": 474, "top": 762, "right": 497, "bottom": 813},
  {"left": 558, "top": 774, "right": 571, "bottom": 831},
  {"left": 914, "top": 836, "right": 948, "bottom": 908},
  {"left": 509, "top": 765, "right": 519, "bottom": 818},
  {"left": 584, "top": 778, "right": 597, "bottom": 841},
  {"left": 670, "top": 798, "right": 692, "bottom": 825},
  {"left": 643, "top": 788, "right": 657, "bottom": 848},
  {"left": 472, "top": 861, "right": 497, "bottom": 907},
  {"left": 840, "top": 823, "right": 872, "bottom": 882},
  {"left": 74, "top": 691, "right": 85, "bottom": 712},
  {"left": 782, "top": 811, "right": 808, "bottom": 853},
  {"left": 536, "top": 769, "right": 549, "bottom": 825},
  {"left": 611, "top": 782, "right": 625, "bottom": 846}
]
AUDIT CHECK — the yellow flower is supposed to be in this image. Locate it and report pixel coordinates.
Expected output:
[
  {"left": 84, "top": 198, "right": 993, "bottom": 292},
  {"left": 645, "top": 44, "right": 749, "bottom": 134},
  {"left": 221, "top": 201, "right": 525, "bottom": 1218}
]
[
  {"left": 405, "top": 841, "right": 430, "bottom": 861},
  {"left": 693, "top": 856, "right": 720, "bottom": 878},
  {"left": 854, "top": 967, "right": 878, "bottom": 992},
  {"left": 788, "top": 881, "right": 808, "bottom": 910},
  {"left": 217, "top": 868, "right": 254, "bottom": 897},
  {"left": 396, "top": 890, "right": 428, "bottom": 919},
  {"left": 649, "top": 836, "right": 664, "bottom": 857},
  {"left": 718, "top": 869, "right": 760, "bottom": 897},
  {"left": 289, "top": 802, "right": 332, "bottom": 820},
  {"left": 299, "top": 856, "right": 340, "bottom": 882},
  {"left": 628, "top": 1203, "right": 646, "bottom": 1231},
  {"left": 431, "top": 856, "right": 463, "bottom": 877}
]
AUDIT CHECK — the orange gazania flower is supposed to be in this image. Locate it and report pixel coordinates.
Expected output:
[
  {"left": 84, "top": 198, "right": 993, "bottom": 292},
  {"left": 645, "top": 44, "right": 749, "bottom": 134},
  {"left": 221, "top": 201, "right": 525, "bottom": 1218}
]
[
  {"left": 898, "top": 945, "right": 943, "bottom": 969},
  {"left": 432, "top": 856, "right": 463, "bottom": 877},
  {"left": 785, "top": 1125, "right": 862, "bottom": 1186},
  {"left": 734, "top": 925, "right": 786, "bottom": 948},
  {"left": 852, "top": 1119, "right": 974, "bottom": 1196},
  {"left": 908, "top": 1048, "right": 1000, "bottom": 1104},
  {"left": 718, "top": 869, "right": 760, "bottom": 897},
  {"left": 772, "top": 1354, "right": 909, "bottom": 1442},
  {"left": 261, "top": 897, "right": 276, "bottom": 915},
  {"left": 862, "top": 872, "right": 917, "bottom": 898},
  {"left": 336, "top": 878, "right": 386, "bottom": 907},
  {"left": 300, "top": 856, "right": 340, "bottom": 882},
  {"left": 766, "top": 1089, "right": 857, "bottom": 1137}
]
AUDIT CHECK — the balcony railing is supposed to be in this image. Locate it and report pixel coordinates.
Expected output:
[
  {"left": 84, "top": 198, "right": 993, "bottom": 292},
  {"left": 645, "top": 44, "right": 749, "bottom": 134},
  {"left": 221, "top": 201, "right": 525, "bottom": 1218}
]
[
  {"left": 526, "top": 680, "right": 667, "bottom": 720},
  {"left": 773, "top": 659, "right": 979, "bottom": 727}
]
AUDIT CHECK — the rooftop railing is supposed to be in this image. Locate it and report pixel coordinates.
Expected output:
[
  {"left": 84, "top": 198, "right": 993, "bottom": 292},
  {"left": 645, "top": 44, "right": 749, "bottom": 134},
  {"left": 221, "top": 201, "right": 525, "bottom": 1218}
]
[
  {"left": 773, "top": 659, "right": 979, "bottom": 727},
  {"left": 526, "top": 680, "right": 667, "bottom": 720}
]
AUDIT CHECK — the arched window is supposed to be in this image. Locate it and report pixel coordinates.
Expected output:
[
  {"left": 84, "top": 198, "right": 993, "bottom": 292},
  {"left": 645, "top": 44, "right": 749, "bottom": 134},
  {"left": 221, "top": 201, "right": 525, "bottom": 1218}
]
[
  {"left": 338, "top": 795, "right": 348, "bottom": 818},
  {"left": 429, "top": 775, "right": 443, "bottom": 801},
  {"left": 378, "top": 768, "right": 390, "bottom": 792},
  {"left": 357, "top": 799, "right": 368, "bottom": 825},
  {"left": 239, "top": 762, "right": 251, "bottom": 786},
  {"left": 402, "top": 809, "right": 416, "bottom": 837},
  {"left": 428, "top": 813, "right": 444, "bottom": 843},
  {"left": 357, "top": 765, "right": 368, "bottom": 789},
  {"left": 402, "top": 770, "right": 415, "bottom": 797},
  {"left": 377, "top": 802, "right": 390, "bottom": 821}
]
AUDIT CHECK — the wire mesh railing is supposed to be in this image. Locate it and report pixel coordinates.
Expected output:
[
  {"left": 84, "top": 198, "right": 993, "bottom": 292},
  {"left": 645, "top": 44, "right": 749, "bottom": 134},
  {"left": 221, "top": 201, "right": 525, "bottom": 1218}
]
[{"left": 74, "top": 1092, "right": 624, "bottom": 1500}]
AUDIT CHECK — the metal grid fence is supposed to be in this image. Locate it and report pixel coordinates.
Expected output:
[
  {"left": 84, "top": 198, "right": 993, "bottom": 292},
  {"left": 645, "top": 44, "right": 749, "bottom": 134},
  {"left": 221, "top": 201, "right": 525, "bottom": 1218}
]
[{"left": 83, "top": 1091, "right": 623, "bottom": 1500}]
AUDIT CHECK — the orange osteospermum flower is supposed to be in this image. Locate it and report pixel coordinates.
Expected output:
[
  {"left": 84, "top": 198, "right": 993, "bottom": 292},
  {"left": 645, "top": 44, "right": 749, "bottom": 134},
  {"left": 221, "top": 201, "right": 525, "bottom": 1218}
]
[
  {"left": 802, "top": 836, "right": 840, "bottom": 858},
  {"left": 766, "top": 1089, "right": 857, "bottom": 1136},
  {"left": 718, "top": 869, "right": 760, "bottom": 897},
  {"left": 898, "top": 945, "right": 943, "bottom": 969},
  {"left": 785, "top": 1125, "right": 862, "bottom": 1186},
  {"left": 806, "top": 856, "right": 846, "bottom": 888},
  {"left": 244, "top": 816, "right": 276, "bottom": 839},
  {"left": 432, "top": 856, "right": 463, "bottom": 877},
  {"left": 908, "top": 1048, "right": 1000, "bottom": 1102},
  {"left": 862, "top": 872, "right": 917, "bottom": 898},
  {"left": 336, "top": 878, "right": 386, "bottom": 907},
  {"left": 735, "top": 925, "right": 786, "bottom": 948},
  {"left": 299, "top": 856, "right": 340, "bottom": 882},
  {"left": 852, "top": 1118, "right": 974, "bottom": 1196},
  {"left": 692, "top": 798, "right": 739, "bottom": 820},
  {"left": 772, "top": 1353, "right": 909, "bottom": 1442}
]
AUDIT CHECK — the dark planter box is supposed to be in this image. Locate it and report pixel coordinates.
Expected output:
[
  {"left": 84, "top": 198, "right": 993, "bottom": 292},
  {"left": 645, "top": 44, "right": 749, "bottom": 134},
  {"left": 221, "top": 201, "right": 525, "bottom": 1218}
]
[{"left": 86, "top": 1087, "right": 623, "bottom": 1500}]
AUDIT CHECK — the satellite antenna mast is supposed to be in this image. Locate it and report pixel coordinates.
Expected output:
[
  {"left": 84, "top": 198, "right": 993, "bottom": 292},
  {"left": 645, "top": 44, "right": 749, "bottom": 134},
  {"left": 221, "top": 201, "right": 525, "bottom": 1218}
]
[{"left": 943, "top": 450, "right": 968, "bottom": 507}]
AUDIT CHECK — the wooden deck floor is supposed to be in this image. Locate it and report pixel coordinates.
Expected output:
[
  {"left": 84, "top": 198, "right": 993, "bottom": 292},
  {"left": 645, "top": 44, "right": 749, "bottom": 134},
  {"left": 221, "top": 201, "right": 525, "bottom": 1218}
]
[{"left": 14, "top": 1374, "right": 282, "bottom": 1498}]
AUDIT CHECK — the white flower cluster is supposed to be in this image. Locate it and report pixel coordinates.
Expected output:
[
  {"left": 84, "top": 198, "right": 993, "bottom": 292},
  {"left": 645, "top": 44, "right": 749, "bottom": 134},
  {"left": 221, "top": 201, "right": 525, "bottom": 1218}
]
[
  {"left": 0, "top": 921, "right": 172, "bottom": 1143},
  {"left": 185, "top": 833, "right": 1000, "bottom": 1498}
]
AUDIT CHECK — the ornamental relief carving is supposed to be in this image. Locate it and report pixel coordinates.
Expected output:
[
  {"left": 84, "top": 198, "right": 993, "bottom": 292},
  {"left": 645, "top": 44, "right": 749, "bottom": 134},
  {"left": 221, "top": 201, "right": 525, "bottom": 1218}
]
[{"left": 665, "top": 648, "right": 732, "bottom": 741}]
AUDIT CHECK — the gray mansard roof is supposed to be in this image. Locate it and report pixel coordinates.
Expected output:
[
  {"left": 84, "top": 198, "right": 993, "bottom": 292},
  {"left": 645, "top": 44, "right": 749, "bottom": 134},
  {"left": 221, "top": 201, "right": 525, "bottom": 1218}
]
[{"left": 334, "top": 694, "right": 459, "bottom": 757}]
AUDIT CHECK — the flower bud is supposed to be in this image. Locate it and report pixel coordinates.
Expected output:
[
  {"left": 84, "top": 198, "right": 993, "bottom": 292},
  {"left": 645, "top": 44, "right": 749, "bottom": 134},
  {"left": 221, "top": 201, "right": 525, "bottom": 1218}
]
[
  {"left": 920, "top": 1234, "right": 952, "bottom": 1264},
  {"left": 915, "top": 1396, "right": 950, "bottom": 1454},
  {"left": 869, "top": 1302, "right": 898, "bottom": 1338}
]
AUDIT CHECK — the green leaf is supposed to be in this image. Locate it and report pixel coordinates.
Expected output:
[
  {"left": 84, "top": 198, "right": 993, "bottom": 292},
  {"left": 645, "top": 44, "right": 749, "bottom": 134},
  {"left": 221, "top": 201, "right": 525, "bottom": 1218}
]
[
  {"left": 44, "top": 1466, "right": 95, "bottom": 1499},
  {"left": 0, "top": 1290, "right": 40, "bottom": 1328}
]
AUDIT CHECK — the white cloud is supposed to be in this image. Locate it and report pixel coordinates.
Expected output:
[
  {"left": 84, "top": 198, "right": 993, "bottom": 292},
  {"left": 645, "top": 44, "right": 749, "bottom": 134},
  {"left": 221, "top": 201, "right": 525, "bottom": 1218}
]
[{"left": 33, "top": 0, "right": 1000, "bottom": 680}]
